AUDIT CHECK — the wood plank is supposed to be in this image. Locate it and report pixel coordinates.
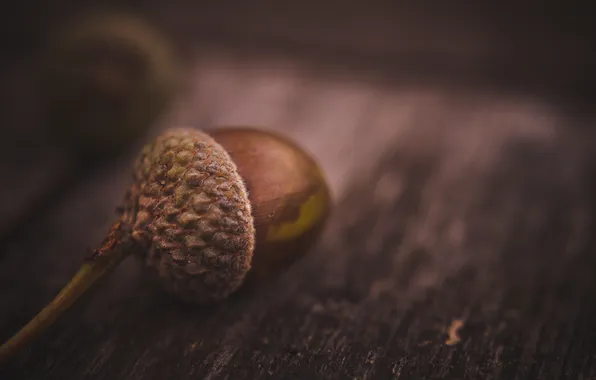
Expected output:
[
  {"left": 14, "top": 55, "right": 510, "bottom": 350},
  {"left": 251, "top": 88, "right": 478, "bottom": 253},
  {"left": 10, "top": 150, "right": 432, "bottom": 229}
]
[{"left": 2, "top": 52, "right": 596, "bottom": 379}]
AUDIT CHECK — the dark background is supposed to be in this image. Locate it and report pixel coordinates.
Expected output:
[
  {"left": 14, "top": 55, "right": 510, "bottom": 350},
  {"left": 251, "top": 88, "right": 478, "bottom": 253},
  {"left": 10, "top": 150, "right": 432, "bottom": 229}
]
[
  {"left": 4, "top": 3, "right": 596, "bottom": 98},
  {"left": 1, "top": 2, "right": 596, "bottom": 379}
]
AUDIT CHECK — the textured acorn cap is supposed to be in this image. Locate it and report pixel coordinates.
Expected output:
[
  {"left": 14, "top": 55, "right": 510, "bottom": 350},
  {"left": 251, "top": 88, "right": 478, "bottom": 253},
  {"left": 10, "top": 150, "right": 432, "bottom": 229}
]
[
  {"left": 40, "top": 11, "right": 181, "bottom": 156},
  {"left": 125, "top": 128, "right": 255, "bottom": 303}
]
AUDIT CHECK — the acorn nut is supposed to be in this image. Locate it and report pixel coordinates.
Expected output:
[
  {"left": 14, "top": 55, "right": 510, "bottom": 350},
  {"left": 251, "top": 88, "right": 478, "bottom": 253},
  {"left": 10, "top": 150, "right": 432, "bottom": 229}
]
[
  {"left": 208, "top": 127, "right": 332, "bottom": 283},
  {"left": 0, "top": 127, "right": 332, "bottom": 362}
]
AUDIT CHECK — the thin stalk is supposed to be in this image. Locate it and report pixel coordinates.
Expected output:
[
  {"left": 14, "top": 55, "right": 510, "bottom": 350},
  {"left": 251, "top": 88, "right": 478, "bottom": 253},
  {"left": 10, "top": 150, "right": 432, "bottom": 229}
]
[{"left": 0, "top": 219, "right": 132, "bottom": 363}]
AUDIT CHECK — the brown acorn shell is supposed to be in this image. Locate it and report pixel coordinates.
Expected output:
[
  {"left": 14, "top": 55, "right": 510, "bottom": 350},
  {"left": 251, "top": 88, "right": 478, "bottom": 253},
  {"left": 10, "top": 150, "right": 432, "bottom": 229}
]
[{"left": 207, "top": 127, "right": 332, "bottom": 284}]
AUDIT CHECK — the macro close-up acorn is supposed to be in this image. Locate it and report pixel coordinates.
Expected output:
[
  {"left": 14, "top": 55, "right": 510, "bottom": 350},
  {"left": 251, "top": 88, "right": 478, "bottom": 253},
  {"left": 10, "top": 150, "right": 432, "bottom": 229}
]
[
  {"left": 0, "top": 126, "right": 332, "bottom": 362},
  {"left": 39, "top": 10, "right": 181, "bottom": 156}
]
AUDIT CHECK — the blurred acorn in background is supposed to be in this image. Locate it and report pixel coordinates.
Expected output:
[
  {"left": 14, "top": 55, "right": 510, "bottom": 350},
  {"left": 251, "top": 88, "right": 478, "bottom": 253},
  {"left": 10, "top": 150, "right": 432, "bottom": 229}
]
[
  {"left": 0, "top": 11, "right": 183, "bottom": 247},
  {"left": 38, "top": 10, "right": 182, "bottom": 157}
]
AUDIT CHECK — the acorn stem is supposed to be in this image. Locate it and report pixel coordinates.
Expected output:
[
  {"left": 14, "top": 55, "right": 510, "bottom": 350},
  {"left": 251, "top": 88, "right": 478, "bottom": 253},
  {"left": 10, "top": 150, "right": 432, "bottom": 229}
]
[{"left": 0, "top": 220, "right": 132, "bottom": 363}]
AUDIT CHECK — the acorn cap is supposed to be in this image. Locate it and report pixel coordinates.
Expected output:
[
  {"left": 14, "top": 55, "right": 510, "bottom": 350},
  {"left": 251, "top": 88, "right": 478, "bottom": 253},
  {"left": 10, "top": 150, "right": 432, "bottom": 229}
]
[{"left": 126, "top": 128, "right": 255, "bottom": 303}]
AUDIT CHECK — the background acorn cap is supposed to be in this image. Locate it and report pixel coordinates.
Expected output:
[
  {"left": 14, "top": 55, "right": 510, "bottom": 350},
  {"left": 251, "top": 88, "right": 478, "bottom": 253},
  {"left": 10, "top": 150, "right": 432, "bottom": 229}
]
[{"left": 39, "top": 10, "right": 182, "bottom": 157}]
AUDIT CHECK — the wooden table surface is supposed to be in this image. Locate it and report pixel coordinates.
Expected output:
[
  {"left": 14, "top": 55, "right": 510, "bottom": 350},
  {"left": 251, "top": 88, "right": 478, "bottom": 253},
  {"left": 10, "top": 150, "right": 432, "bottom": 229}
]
[{"left": 1, "top": 4, "right": 596, "bottom": 379}]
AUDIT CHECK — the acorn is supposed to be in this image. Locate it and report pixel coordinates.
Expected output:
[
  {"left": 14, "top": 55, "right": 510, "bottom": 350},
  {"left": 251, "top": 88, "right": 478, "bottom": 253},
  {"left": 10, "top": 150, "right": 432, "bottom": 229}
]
[
  {"left": 0, "top": 127, "right": 332, "bottom": 362},
  {"left": 39, "top": 10, "right": 181, "bottom": 157}
]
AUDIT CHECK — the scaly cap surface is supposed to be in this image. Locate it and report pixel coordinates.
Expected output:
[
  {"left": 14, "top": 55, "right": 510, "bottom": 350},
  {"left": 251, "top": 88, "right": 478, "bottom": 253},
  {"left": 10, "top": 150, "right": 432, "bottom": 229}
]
[{"left": 126, "top": 128, "right": 255, "bottom": 302}]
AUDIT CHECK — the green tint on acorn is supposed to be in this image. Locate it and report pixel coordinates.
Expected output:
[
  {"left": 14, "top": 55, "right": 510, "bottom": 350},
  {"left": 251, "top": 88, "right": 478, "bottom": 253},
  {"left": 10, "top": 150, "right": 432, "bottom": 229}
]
[
  {"left": 39, "top": 11, "right": 180, "bottom": 157},
  {"left": 208, "top": 127, "right": 332, "bottom": 282}
]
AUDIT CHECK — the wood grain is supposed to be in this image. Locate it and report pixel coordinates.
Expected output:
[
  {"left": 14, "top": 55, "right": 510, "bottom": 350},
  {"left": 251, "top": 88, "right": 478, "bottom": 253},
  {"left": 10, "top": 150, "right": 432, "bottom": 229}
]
[{"left": 1, "top": 5, "right": 596, "bottom": 379}]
